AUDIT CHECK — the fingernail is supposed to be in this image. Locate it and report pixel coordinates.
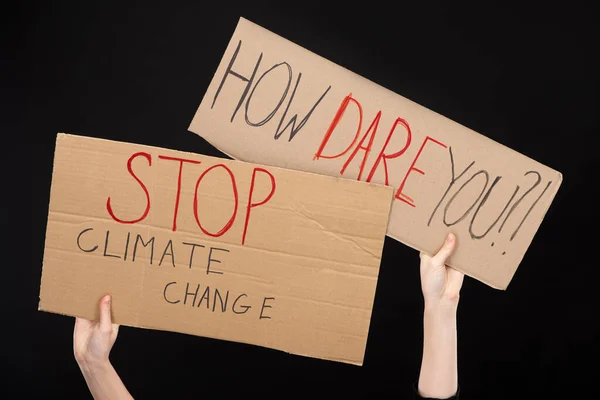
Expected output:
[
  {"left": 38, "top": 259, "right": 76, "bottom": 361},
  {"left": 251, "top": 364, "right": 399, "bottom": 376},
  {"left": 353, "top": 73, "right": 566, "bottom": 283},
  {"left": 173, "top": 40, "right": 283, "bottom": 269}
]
[{"left": 105, "top": 295, "right": 111, "bottom": 305}]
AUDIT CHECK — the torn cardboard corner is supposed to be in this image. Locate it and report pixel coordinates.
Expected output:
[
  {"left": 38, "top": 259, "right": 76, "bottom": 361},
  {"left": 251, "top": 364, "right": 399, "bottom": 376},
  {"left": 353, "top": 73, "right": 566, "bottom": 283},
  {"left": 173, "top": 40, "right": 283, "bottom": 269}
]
[
  {"left": 187, "top": 17, "right": 563, "bottom": 290},
  {"left": 39, "top": 133, "right": 393, "bottom": 366}
]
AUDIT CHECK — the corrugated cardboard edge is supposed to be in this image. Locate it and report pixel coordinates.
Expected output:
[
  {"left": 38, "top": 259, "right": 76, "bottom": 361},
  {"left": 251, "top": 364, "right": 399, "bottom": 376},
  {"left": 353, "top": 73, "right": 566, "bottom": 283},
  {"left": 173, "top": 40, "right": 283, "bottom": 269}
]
[
  {"left": 38, "top": 133, "right": 67, "bottom": 312},
  {"left": 48, "top": 132, "right": 393, "bottom": 200}
]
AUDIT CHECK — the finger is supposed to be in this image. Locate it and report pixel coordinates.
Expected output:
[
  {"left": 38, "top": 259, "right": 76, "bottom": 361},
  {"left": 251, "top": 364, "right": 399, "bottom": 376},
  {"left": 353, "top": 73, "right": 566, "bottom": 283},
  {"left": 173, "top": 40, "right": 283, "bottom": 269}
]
[
  {"left": 431, "top": 232, "right": 456, "bottom": 266},
  {"left": 99, "top": 295, "right": 113, "bottom": 333}
]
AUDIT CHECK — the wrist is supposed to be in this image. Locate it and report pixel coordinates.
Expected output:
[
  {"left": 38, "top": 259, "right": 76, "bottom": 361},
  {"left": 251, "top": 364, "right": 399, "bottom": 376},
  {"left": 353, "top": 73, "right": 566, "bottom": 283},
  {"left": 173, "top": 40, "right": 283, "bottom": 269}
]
[
  {"left": 423, "top": 300, "right": 458, "bottom": 338},
  {"left": 424, "top": 297, "right": 459, "bottom": 315},
  {"left": 77, "top": 357, "right": 112, "bottom": 376}
]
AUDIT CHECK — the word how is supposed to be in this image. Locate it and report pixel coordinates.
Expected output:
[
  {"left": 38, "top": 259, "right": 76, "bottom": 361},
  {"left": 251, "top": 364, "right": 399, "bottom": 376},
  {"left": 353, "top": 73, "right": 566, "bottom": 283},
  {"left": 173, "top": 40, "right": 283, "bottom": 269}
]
[{"left": 211, "top": 40, "right": 332, "bottom": 141}]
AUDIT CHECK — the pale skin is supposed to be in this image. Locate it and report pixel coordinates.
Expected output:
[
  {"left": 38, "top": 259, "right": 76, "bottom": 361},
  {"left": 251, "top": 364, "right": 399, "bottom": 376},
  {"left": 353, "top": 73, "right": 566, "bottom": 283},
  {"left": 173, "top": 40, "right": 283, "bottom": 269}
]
[
  {"left": 73, "top": 233, "right": 463, "bottom": 400},
  {"left": 418, "top": 232, "right": 464, "bottom": 398},
  {"left": 73, "top": 296, "right": 134, "bottom": 400}
]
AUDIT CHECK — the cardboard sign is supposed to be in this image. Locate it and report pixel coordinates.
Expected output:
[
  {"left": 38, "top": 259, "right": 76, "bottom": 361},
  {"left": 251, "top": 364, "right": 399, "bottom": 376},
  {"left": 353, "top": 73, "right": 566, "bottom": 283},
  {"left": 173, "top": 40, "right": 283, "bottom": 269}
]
[
  {"left": 39, "top": 133, "right": 393, "bottom": 365},
  {"left": 188, "top": 17, "right": 562, "bottom": 290}
]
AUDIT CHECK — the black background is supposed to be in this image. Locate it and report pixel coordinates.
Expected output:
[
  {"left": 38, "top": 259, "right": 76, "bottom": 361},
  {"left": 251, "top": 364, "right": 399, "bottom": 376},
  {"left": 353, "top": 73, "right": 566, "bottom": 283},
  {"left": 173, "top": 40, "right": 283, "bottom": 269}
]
[{"left": 7, "top": 0, "right": 598, "bottom": 398}]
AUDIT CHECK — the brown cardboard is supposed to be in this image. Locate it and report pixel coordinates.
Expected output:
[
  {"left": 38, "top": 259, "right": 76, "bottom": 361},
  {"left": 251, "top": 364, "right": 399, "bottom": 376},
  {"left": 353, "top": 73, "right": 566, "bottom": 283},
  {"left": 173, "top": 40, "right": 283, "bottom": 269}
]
[
  {"left": 39, "top": 133, "right": 393, "bottom": 366},
  {"left": 188, "top": 17, "right": 562, "bottom": 290}
]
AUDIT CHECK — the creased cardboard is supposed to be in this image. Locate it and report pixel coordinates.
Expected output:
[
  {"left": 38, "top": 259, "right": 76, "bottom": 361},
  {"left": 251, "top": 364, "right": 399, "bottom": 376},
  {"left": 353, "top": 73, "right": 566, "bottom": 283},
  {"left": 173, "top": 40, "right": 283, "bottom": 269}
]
[
  {"left": 39, "top": 133, "right": 393, "bottom": 366},
  {"left": 188, "top": 17, "right": 562, "bottom": 290}
]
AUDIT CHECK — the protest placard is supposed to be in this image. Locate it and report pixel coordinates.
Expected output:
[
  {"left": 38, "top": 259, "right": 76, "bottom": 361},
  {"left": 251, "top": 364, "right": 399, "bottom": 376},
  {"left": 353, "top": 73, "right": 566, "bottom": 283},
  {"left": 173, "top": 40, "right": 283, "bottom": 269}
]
[
  {"left": 39, "top": 133, "right": 393, "bottom": 365},
  {"left": 188, "top": 17, "right": 562, "bottom": 289}
]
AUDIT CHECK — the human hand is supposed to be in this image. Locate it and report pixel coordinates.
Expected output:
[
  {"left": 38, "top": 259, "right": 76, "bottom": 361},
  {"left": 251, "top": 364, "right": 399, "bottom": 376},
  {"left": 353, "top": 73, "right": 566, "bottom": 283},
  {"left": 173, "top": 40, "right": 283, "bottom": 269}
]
[
  {"left": 420, "top": 233, "right": 465, "bottom": 307},
  {"left": 418, "top": 233, "right": 463, "bottom": 399},
  {"left": 74, "top": 295, "right": 119, "bottom": 368}
]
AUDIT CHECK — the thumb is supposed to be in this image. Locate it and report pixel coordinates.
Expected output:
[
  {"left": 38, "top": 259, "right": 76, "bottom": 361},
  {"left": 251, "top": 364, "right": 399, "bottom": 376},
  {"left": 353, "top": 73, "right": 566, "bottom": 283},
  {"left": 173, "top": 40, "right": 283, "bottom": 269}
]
[
  {"left": 99, "top": 295, "right": 113, "bottom": 332},
  {"left": 431, "top": 232, "right": 456, "bottom": 266}
]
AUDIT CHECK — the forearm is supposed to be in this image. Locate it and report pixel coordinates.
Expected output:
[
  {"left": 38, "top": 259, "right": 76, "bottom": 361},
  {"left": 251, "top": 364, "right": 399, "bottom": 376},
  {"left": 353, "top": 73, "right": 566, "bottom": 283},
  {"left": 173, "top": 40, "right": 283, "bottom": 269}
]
[
  {"left": 78, "top": 361, "right": 135, "bottom": 400},
  {"left": 418, "top": 301, "right": 459, "bottom": 399}
]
